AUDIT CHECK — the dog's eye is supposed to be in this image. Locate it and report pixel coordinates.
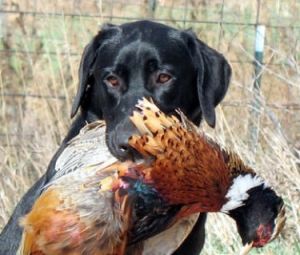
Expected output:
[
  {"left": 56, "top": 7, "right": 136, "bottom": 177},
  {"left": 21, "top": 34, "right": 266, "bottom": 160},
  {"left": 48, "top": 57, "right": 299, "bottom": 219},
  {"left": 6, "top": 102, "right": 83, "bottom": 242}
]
[
  {"left": 104, "top": 75, "right": 120, "bottom": 87},
  {"left": 156, "top": 73, "right": 172, "bottom": 84}
]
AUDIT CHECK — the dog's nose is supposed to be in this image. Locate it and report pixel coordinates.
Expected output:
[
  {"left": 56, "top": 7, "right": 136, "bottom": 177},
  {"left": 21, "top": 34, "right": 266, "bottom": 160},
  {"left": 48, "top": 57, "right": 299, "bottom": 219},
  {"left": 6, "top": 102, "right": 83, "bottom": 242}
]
[{"left": 108, "top": 121, "right": 142, "bottom": 161}]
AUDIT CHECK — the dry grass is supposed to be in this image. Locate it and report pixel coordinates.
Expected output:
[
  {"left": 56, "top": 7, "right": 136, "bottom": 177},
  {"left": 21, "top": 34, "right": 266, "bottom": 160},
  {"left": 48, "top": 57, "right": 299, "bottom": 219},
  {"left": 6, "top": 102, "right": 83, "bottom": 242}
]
[{"left": 0, "top": 0, "right": 299, "bottom": 254}]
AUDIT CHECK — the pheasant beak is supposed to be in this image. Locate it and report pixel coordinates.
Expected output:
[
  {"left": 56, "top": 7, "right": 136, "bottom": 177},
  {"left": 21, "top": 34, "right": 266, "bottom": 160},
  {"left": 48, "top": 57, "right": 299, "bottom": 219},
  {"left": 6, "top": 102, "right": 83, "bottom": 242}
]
[
  {"left": 239, "top": 241, "right": 253, "bottom": 255},
  {"left": 239, "top": 205, "right": 286, "bottom": 255}
]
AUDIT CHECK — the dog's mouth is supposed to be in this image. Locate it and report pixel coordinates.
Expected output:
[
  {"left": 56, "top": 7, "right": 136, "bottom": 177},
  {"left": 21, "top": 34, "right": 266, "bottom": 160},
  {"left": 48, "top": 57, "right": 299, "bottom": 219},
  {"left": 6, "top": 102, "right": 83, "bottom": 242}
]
[
  {"left": 106, "top": 97, "right": 180, "bottom": 162},
  {"left": 105, "top": 99, "right": 159, "bottom": 162},
  {"left": 119, "top": 144, "right": 144, "bottom": 162}
]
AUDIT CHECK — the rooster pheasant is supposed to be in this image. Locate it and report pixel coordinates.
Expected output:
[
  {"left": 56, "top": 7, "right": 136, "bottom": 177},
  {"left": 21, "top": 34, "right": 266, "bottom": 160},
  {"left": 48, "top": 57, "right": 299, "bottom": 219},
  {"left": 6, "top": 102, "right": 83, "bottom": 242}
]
[{"left": 19, "top": 98, "right": 286, "bottom": 255}]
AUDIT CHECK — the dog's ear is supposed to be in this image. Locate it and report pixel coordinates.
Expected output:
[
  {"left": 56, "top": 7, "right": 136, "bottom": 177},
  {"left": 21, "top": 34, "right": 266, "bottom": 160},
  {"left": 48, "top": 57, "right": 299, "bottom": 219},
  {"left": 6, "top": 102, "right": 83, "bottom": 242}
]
[
  {"left": 70, "top": 31, "right": 103, "bottom": 118},
  {"left": 184, "top": 31, "right": 232, "bottom": 128}
]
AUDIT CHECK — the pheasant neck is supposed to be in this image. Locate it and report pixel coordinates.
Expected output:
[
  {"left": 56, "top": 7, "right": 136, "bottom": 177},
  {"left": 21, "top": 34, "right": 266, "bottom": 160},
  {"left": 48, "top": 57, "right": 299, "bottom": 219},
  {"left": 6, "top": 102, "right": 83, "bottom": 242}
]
[{"left": 220, "top": 173, "right": 269, "bottom": 213}]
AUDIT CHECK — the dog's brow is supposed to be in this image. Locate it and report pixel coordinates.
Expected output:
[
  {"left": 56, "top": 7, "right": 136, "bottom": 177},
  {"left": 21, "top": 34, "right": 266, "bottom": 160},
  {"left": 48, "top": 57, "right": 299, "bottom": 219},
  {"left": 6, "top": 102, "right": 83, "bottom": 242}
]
[
  {"left": 168, "top": 30, "right": 183, "bottom": 41},
  {"left": 115, "top": 41, "right": 161, "bottom": 64}
]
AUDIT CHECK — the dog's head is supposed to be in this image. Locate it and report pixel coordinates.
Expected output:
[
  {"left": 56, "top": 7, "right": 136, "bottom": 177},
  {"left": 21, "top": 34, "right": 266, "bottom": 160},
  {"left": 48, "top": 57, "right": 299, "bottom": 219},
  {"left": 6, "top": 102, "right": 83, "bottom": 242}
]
[{"left": 71, "top": 20, "right": 231, "bottom": 160}]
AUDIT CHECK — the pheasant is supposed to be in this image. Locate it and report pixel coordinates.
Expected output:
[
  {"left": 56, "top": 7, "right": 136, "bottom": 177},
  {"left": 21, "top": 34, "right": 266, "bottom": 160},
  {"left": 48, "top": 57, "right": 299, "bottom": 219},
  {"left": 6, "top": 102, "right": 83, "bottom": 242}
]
[
  {"left": 18, "top": 121, "right": 198, "bottom": 255},
  {"left": 19, "top": 98, "right": 286, "bottom": 255}
]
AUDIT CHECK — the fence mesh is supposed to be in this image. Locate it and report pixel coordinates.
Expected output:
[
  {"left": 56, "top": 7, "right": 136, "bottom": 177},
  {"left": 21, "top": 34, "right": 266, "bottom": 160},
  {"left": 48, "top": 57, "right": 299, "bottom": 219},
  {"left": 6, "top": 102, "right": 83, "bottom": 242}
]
[{"left": 0, "top": 1, "right": 299, "bottom": 254}]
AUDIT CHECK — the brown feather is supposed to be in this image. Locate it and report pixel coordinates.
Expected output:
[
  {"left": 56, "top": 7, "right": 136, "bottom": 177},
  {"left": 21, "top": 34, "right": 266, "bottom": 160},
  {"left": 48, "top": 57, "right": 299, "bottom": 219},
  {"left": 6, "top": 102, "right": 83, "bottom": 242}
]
[
  {"left": 129, "top": 98, "right": 231, "bottom": 211},
  {"left": 19, "top": 163, "right": 132, "bottom": 255},
  {"left": 20, "top": 99, "right": 284, "bottom": 255}
]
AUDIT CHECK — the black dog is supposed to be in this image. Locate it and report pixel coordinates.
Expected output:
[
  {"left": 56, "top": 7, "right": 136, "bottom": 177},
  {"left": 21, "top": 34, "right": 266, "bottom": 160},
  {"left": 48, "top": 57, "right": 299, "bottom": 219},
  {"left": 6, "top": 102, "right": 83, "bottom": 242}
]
[{"left": 0, "top": 20, "right": 231, "bottom": 254}]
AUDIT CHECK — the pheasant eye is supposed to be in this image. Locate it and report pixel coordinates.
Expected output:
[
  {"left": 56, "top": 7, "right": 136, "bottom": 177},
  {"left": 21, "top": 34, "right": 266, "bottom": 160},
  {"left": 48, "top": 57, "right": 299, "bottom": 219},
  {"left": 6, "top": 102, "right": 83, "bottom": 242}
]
[
  {"left": 105, "top": 75, "right": 120, "bottom": 87},
  {"left": 156, "top": 73, "right": 172, "bottom": 84}
]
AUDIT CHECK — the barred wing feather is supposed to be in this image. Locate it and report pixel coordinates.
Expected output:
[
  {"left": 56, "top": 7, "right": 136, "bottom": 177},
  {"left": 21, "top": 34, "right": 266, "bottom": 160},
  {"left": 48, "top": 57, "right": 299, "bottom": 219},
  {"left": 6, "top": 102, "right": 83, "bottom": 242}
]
[{"left": 53, "top": 121, "right": 117, "bottom": 181}]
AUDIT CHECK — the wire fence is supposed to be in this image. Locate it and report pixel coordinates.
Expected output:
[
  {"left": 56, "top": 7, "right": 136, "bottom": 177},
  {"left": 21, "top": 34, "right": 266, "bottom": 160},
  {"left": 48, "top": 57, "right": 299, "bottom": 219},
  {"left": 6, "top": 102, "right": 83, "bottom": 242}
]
[
  {"left": 1, "top": 8, "right": 300, "bottom": 28},
  {"left": 2, "top": 3, "right": 300, "bottom": 252},
  {"left": 0, "top": 0, "right": 299, "bottom": 145}
]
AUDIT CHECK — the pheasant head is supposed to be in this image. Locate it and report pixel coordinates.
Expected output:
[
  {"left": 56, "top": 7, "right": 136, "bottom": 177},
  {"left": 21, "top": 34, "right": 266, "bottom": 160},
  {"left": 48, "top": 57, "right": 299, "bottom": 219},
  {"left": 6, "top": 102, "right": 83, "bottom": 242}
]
[
  {"left": 127, "top": 98, "right": 286, "bottom": 252},
  {"left": 219, "top": 152, "right": 286, "bottom": 251}
]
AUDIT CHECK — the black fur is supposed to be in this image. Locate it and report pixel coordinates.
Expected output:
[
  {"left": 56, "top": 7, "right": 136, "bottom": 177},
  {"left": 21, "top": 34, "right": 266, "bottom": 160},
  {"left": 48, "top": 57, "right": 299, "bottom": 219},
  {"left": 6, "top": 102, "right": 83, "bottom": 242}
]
[{"left": 0, "top": 20, "right": 231, "bottom": 254}]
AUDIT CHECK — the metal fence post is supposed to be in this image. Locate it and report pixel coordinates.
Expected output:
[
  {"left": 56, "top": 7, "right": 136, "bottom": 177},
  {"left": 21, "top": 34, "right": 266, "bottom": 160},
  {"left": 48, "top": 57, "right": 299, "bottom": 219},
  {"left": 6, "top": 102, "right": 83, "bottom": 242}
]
[
  {"left": 147, "top": 0, "right": 157, "bottom": 18},
  {"left": 248, "top": 24, "right": 266, "bottom": 152}
]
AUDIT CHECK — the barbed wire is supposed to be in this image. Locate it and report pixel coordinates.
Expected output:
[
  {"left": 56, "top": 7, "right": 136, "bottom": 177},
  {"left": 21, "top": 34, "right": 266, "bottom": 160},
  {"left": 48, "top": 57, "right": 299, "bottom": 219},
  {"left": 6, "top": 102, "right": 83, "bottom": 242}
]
[
  {"left": 1, "top": 99, "right": 299, "bottom": 141},
  {"left": 0, "top": 49, "right": 80, "bottom": 56},
  {"left": 0, "top": 49, "right": 292, "bottom": 67},
  {"left": 0, "top": 9, "right": 300, "bottom": 29},
  {"left": 1, "top": 95, "right": 299, "bottom": 115},
  {"left": 1, "top": 92, "right": 67, "bottom": 100}
]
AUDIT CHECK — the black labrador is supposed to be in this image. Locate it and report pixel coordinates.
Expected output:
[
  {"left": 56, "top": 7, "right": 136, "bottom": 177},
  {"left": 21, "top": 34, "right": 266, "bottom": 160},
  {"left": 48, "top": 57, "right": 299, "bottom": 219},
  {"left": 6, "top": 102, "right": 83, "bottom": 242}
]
[{"left": 0, "top": 20, "right": 231, "bottom": 255}]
